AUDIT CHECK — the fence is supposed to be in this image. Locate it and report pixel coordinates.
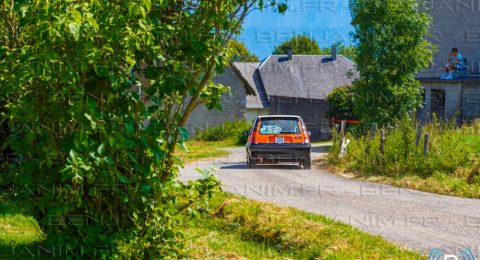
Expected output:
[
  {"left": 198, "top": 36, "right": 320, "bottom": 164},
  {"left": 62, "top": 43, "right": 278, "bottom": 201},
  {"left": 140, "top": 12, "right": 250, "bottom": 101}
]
[{"left": 334, "top": 120, "right": 430, "bottom": 157}]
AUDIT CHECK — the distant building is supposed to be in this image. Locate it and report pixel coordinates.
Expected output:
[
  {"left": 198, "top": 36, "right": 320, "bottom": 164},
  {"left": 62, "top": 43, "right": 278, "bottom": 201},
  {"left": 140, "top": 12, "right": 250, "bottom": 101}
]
[
  {"left": 232, "top": 62, "right": 271, "bottom": 121},
  {"left": 418, "top": 0, "right": 480, "bottom": 121},
  {"left": 185, "top": 67, "right": 256, "bottom": 136},
  {"left": 187, "top": 50, "right": 357, "bottom": 141},
  {"left": 235, "top": 54, "right": 356, "bottom": 140}
]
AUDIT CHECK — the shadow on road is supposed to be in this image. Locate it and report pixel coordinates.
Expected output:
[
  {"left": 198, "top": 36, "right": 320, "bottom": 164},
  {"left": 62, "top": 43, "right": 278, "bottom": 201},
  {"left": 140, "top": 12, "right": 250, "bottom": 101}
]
[
  {"left": 312, "top": 145, "right": 332, "bottom": 154},
  {"left": 220, "top": 163, "right": 303, "bottom": 170}
]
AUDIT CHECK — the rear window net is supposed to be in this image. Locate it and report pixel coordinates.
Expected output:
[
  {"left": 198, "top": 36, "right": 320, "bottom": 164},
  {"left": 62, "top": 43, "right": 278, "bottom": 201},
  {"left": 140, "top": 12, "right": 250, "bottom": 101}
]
[{"left": 259, "top": 118, "right": 300, "bottom": 135}]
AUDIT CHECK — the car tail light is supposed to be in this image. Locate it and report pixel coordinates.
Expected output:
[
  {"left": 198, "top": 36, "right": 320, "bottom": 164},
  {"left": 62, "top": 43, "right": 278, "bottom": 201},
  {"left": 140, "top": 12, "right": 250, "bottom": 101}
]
[
  {"left": 300, "top": 119, "right": 310, "bottom": 144},
  {"left": 251, "top": 119, "right": 259, "bottom": 144},
  {"left": 303, "top": 130, "right": 310, "bottom": 144},
  {"left": 252, "top": 132, "right": 257, "bottom": 144},
  {"left": 304, "top": 135, "right": 310, "bottom": 144}
]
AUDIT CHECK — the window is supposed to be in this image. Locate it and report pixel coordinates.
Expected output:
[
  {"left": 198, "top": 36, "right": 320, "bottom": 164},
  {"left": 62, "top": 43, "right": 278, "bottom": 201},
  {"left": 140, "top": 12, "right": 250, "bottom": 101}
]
[
  {"left": 431, "top": 89, "right": 445, "bottom": 107},
  {"left": 259, "top": 118, "right": 300, "bottom": 135}
]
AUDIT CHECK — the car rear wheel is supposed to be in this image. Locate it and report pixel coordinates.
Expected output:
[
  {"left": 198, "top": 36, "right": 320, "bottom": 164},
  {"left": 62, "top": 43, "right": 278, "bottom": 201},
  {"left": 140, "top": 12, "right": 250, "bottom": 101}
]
[
  {"left": 247, "top": 153, "right": 255, "bottom": 168},
  {"left": 302, "top": 159, "right": 311, "bottom": 170}
]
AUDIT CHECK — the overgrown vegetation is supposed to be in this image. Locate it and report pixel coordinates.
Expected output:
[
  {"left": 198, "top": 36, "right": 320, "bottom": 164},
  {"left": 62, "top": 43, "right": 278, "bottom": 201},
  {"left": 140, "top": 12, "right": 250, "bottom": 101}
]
[
  {"left": 273, "top": 35, "right": 356, "bottom": 60},
  {"left": 185, "top": 193, "right": 422, "bottom": 259},
  {"left": 320, "top": 42, "right": 357, "bottom": 61},
  {"left": 0, "top": 193, "right": 423, "bottom": 259},
  {"left": 329, "top": 117, "right": 480, "bottom": 198},
  {"left": 179, "top": 140, "right": 240, "bottom": 163},
  {"left": 351, "top": 0, "right": 432, "bottom": 125},
  {"left": 273, "top": 34, "right": 322, "bottom": 55},
  {"left": 195, "top": 120, "right": 251, "bottom": 144},
  {"left": 327, "top": 84, "right": 357, "bottom": 120},
  {"left": 0, "top": 0, "right": 286, "bottom": 257},
  {"left": 229, "top": 40, "right": 259, "bottom": 62}
]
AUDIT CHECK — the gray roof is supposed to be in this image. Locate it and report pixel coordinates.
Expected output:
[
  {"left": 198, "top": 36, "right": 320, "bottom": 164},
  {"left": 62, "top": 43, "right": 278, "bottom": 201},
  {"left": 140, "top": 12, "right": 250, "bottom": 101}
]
[
  {"left": 233, "top": 62, "right": 270, "bottom": 109},
  {"left": 229, "top": 64, "right": 256, "bottom": 96},
  {"left": 258, "top": 55, "right": 356, "bottom": 100}
]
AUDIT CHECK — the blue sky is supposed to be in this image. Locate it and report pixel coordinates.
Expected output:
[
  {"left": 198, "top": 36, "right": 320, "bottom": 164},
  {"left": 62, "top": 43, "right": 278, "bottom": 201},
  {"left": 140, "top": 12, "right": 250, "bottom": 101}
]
[{"left": 238, "top": 0, "right": 354, "bottom": 58}]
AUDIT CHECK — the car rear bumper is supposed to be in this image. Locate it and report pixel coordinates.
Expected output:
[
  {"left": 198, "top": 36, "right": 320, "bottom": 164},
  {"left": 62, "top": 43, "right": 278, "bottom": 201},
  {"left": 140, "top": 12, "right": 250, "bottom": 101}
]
[{"left": 247, "top": 143, "right": 311, "bottom": 162}]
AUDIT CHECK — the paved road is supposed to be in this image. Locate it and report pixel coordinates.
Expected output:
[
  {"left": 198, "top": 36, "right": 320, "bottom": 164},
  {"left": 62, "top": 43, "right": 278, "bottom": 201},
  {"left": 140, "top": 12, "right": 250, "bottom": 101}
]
[{"left": 179, "top": 145, "right": 480, "bottom": 256}]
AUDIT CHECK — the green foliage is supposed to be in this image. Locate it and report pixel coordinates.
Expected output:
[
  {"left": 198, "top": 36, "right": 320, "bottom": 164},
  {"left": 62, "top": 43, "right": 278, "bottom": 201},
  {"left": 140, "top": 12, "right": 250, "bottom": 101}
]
[
  {"left": 0, "top": 0, "right": 286, "bottom": 257},
  {"left": 196, "top": 120, "right": 251, "bottom": 144},
  {"left": 179, "top": 140, "right": 234, "bottom": 162},
  {"left": 273, "top": 36, "right": 357, "bottom": 59},
  {"left": 186, "top": 193, "right": 423, "bottom": 259},
  {"left": 0, "top": 192, "right": 422, "bottom": 259},
  {"left": 0, "top": 214, "right": 45, "bottom": 246},
  {"left": 329, "top": 118, "right": 480, "bottom": 198},
  {"left": 229, "top": 40, "right": 259, "bottom": 62},
  {"left": 320, "top": 42, "right": 358, "bottom": 61},
  {"left": 326, "top": 85, "right": 356, "bottom": 120},
  {"left": 351, "top": 0, "right": 432, "bottom": 125},
  {"left": 273, "top": 34, "right": 321, "bottom": 55}
]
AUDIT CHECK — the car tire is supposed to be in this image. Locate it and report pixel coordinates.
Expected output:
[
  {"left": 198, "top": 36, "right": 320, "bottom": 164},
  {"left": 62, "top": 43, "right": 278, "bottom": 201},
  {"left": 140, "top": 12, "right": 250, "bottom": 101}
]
[
  {"left": 247, "top": 154, "right": 255, "bottom": 169},
  {"left": 303, "top": 159, "right": 311, "bottom": 170}
]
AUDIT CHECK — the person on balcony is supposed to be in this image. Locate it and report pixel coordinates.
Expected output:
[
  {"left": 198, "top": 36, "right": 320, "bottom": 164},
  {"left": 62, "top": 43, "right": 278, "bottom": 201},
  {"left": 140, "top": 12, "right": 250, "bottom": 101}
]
[{"left": 441, "top": 48, "right": 465, "bottom": 80}]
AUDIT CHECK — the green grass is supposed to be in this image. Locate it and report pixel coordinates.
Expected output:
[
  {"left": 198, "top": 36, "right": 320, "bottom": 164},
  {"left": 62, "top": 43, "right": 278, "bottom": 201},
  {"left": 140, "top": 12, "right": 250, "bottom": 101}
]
[
  {"left": 328, "top": 118, "right": 480, "bottom": 198},
  {"left": 184, "top": 193, "right": 423, "bottom": 259},
  {"left": 0, "top": 195, "right": 44, "bottom": 252},
  {"left": 0, "top": 139, "right": 241, "bottom": 254},
  {"left": 1, "top": 192, "right": 424, "bottom": 259},
  {"left": 179, "top": 139, "right": 242, "bottom": 162},
  {"left": 1, "top": 138, "right": 423, "bottom": 258},
  {"left": 311, "top": 141, "right": 333, "bottom": 145},
  {"left": 332, "top": 169, "right": 480, "bottom": 199},
  {"left": 195, "top": 120, "right": 250, "bottom": 143},
  {"left": 0, "top": 214, "right": 44, "bottom": 246}
]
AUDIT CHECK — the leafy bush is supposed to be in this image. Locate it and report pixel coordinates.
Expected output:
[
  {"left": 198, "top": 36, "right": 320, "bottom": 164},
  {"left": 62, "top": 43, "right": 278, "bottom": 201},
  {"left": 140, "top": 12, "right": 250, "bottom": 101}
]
[
  {"left": 326, "top": 84, "right": 356, "bottom": 120},
  {"left": 329, "top": 117, "right": 480, "bottom": 197},
  {"left": 196, "top": 120, "right": 251, "bottom": 144},
  {"left": 0, "top": 0, "right": 284, "bottom": 257}
]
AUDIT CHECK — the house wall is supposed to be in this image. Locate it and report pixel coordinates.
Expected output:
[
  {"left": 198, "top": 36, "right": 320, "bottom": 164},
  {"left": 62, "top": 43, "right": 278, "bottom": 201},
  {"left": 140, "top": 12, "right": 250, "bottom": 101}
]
[
  {"left": 246, "top": 108, "right": 269, "bottom": 122},
  {"left": 419, "top": 0, "right": 480, "bottom": 78},
  {"left": 462, "top": 81, "right": 480, "bottom": 119},
  {"left": 268, "top": 96, "right": 331, "bottom": 141},
  {"left": 419, "top": 80, "right": 480, "bottom": 121},
  {"left": 185, "top": 68, "right": 247, "bottom": 137},
  {"left": 419, "top": 81, "right": 462, "bottom": 120}
]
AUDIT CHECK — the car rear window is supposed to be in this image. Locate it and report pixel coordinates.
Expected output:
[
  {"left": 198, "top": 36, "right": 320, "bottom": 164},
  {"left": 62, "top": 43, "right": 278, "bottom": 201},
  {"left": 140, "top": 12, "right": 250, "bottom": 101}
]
[{"left": 259, "top": 118, "right": 300, "bottom": 135}]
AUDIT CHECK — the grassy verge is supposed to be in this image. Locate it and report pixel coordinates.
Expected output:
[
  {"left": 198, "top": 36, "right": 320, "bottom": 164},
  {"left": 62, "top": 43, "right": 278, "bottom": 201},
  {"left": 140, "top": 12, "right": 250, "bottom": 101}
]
[
  {"left": 0, "top": 195, "right": 44, "bottom": 249},
  {"left": 0, "top": 214, "right": 44, "bottom": 246},
  {"left": 327, "top": 164, "right": 480, "bottom": 199},
  {"left": 0, "top": 138, "right": 240, "bottom": 253},
  {"left": 185, "top": 193, "right": 423, "bottom": 259},
  {"left": 1, "top": 193, "right": 423, "bottom": 259},
  {"left": 179, "top": 139, "right": 242, "bottom": 162},
  {"left": 327, "top": 118, "right": 480, "bottom": 198}
]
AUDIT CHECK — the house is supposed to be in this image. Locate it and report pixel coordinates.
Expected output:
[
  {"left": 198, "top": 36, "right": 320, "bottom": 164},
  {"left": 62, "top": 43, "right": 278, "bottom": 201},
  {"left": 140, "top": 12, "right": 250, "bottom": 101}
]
[
  {"left": 417, "top": 1, "right": 480, "bottom": 121},
  {"left": 232, "top": 62, "right": 270, "bottom": 121},
  {"left": 186, "top": 49, "right": 356, "bottom": 140},
  {"left": 185, "top": 67, "right": 256, "bottom": 136},
  {"left": 235, "top": 52, "right": 356, "bottom": 140}
]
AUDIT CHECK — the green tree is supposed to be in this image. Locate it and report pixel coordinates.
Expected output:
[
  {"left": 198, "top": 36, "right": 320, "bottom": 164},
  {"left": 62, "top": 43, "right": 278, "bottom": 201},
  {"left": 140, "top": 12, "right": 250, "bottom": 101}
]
[
  {"left": 229, "top": 40, "right": 259, "bottom": 62},
  {"left": 273, "top": 34, "right": 321, "bottom": 55},
  {"left": 350, "top": 0, "right": 432, "bottom": 125},
  {"left": 0, "top": 0, "right": 286, "bottom": 257},
  {"left": 320, "top": 43, "right": 358, "bottom": 61},
  {"left": 327, "top": 85, "right": 357, "bottom": 120}
]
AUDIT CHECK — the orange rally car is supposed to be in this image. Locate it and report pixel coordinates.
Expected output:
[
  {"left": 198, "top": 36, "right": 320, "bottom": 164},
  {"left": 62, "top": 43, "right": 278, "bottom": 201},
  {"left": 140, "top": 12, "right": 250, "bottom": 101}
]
[{"left": 245, "top": 115, "right": 311, "bottom": 169}]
